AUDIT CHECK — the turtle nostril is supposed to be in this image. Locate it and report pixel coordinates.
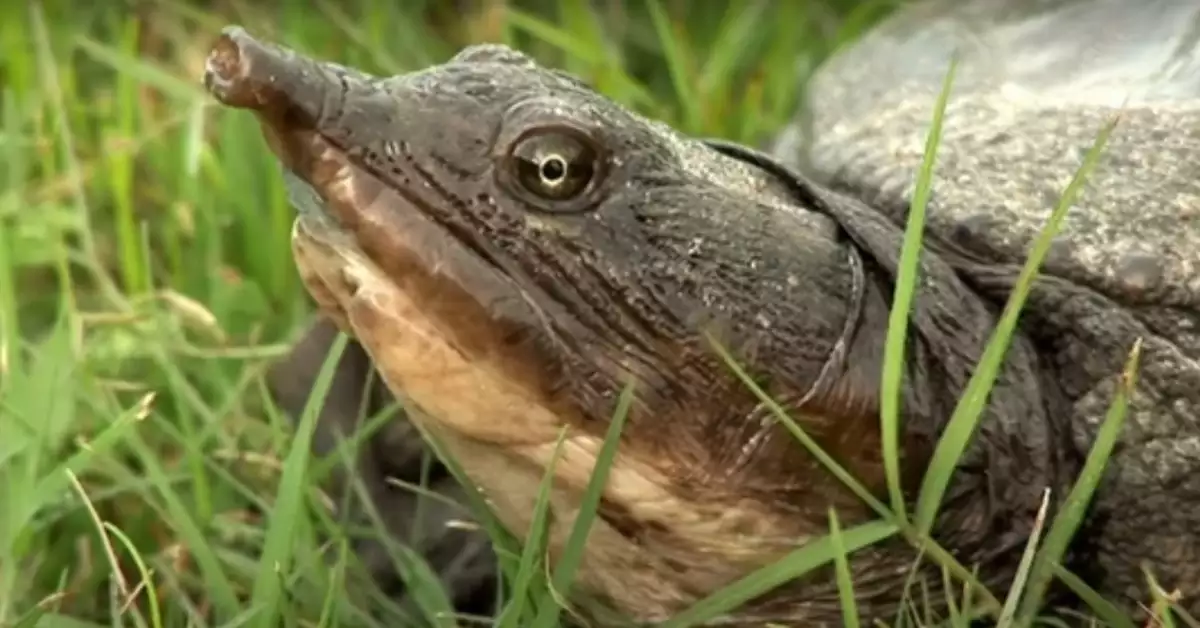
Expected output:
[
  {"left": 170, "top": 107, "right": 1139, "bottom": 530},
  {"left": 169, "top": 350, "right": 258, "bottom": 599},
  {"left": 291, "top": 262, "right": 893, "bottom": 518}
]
[{"left": 203, "top": 28, "right": 255, "bottom": 106}]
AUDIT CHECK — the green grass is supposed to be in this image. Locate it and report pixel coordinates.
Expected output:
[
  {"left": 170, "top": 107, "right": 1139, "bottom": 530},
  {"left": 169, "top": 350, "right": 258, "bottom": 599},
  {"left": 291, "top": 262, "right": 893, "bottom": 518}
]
[{"left": 0, "top": 1, "right": 1165, "bottom": 627}]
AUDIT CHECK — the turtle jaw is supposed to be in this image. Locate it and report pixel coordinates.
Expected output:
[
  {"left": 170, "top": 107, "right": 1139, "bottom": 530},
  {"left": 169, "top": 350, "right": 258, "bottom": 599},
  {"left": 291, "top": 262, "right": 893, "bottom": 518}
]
[
  {"left": 290, "top": 225, "right": 551, "bottom": 448},
  {"left": 279, "top": 138, "right": 572, "bottom": 450},
  {"left": 275, "top": 141, "right": 856, "bottom": 623},
  {"left": 282, "top": 167, "right": 808, "bottom": 621},
  {"left": 201, "top": 25, "right": 587, "bottom": 448}
]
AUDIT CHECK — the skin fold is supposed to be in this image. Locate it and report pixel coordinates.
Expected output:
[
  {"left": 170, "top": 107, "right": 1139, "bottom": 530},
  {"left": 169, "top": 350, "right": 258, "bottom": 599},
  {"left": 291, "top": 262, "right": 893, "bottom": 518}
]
[{"left": 202, "top": 2, "right": 1200, "bottom": 623}]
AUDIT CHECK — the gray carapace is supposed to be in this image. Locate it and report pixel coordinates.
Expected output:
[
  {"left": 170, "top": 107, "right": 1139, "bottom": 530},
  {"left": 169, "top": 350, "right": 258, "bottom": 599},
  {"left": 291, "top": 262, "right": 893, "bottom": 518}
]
[{"left": 203, "top": 0, "right": 1200, "bottom": 624}]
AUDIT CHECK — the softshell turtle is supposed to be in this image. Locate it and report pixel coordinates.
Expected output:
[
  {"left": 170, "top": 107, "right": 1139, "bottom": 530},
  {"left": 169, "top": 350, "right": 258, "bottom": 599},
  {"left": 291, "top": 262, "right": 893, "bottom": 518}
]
[{"left": 203, "top": 0, "right": 1200, "bottom": 624}]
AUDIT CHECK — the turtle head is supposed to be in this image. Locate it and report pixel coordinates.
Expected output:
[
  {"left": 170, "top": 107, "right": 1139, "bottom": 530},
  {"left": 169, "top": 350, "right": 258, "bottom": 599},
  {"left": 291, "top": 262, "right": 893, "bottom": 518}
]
[{"left": 204, "top": 27, "right": 902, "bottom": 619}]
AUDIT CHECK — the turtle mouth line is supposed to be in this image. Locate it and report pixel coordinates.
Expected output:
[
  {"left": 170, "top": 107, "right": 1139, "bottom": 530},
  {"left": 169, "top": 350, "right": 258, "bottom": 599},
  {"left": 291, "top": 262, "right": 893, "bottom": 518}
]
[{"left": 288, "top": 214, "right": 367, "bottom": 335}]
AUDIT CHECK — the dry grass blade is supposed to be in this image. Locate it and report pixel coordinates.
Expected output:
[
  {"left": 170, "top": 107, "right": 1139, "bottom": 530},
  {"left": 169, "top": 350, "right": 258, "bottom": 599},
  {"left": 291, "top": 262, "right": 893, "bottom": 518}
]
[{"left": 995, "top": 489, "right": 1051, "bottom": 628}]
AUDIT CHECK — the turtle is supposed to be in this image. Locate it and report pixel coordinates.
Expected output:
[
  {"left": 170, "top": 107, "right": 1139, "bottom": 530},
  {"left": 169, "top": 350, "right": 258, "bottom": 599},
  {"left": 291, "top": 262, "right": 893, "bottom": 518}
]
[{"left": 202, "top": 0, "right": 1200, "bottom": 624}]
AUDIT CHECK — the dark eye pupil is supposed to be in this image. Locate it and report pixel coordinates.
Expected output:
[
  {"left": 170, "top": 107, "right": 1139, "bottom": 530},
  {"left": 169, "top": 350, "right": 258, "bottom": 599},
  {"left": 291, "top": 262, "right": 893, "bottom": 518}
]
[
  {"left": 540, "top": 157, "right": 566, "bottom": 182},
  {"left": 508, "top": 131, "right": 602, "bottom": 205}
]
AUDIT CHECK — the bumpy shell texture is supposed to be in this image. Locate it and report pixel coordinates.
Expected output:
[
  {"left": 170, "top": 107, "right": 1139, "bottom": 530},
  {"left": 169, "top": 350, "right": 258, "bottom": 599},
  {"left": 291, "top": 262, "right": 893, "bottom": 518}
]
[{"left": 775, "top": 0, "right": 1200, "bottom": 614}]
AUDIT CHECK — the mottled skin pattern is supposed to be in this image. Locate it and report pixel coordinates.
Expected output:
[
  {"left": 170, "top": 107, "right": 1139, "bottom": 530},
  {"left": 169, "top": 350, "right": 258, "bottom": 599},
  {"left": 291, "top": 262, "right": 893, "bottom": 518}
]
[{"left": 201, "top": 0, "right": 1200, "bottom": 624}]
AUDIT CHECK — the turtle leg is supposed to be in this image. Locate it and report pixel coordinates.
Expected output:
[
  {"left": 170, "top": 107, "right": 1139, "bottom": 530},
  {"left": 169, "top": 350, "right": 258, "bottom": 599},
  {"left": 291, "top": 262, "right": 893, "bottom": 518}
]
[
  {"left": 266, "top": 318, "right": 499, "bottom": 618},
  {"left": 966, "top": 273, "right": 1200, "bottom": 619},
  {"left": 1056, "top": 336, "right": 1200, "bottom": 619},
  {"left": 1027, "top": 299, "right": 1200, "bottom": 618},
  {"left": 1073, "top": 390, "right": 1200, "bottom": 621}
]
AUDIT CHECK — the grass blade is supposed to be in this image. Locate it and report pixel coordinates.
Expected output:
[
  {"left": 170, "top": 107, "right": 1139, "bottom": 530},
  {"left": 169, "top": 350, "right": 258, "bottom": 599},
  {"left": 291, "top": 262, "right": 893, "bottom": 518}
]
[
  {"left": 102, "top": 522, "right": 164, "bottom": 628},
  {"left": 663, "top": 520, "right": 899, "bottom": 627},
  {"left": 530, "top": 383, "right": 635, "bottom": 628},
  {"left": 1052, "top": 564, "right": 1137, "bottom": 628},
  {"left": 419, "top": 428, "right": 524, "bottom": 577},
  {"left": 705, "top": 332, "right": 1000, "bottom": 613},
  {"left": 697, "top": 1, "right": 769, "bottom": 101},
  {"left": 248, "top": 332, "right": 349, "bottom": 628},
  {"left": 1015, "top": 339, "right": 1143, "bottom": 623},
  {"left": 829, "top": 508, "right": 862, "bottom": 628},
  {"left": 995, "top": 489, "right": 1050, "bottom": 628},
  {"left": 1148, "top": 570, "right": 1180, "bottom": 628},
  {"left": 879, "top": 55, "right": 958, "bottom": 525},
  {"left": 646, "top": 0, "right": 700, "bottom": 132},
  {"left": 495, "top": 427, "right": 569, "bottom": 628},
  {"left": 504, "top": 9, "right": 657, "bottom": 110},
  {"left": 707, "top": 332, "right": 889, "bottom": 516},
  {"left": 914, "top": 113, "right": 1121, "bottom": 534}
]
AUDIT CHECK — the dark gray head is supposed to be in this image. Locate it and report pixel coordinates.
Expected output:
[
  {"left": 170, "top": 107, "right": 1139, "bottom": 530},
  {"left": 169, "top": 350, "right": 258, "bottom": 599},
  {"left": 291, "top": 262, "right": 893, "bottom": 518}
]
[{"left": 203, "top": 26, "right": 922, "bottom": 622}]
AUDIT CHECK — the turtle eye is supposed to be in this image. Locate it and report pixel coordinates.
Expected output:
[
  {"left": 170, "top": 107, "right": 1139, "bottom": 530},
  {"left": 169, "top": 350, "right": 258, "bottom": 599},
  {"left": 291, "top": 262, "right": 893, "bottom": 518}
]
[{"left": 507, "top": 129, "right": 601, "bottom": 204}]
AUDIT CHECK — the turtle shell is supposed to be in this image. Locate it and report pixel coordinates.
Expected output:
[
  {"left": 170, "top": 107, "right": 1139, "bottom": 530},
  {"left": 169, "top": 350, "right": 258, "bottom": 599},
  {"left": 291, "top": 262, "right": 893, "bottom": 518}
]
[
  {"left": 776, "top": 0, "right": 1200, "bottom": 328},
  {"left": 772, "top": 0, "right": 1200, "bottom": 615}
]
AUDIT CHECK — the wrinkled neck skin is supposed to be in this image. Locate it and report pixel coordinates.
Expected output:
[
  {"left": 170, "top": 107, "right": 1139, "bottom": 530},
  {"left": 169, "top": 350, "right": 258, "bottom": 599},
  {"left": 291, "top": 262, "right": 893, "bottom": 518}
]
[
  {"left": 699, "top": 144, "right": 1080, "bottom": 624},
  {"left": 203, "top": 31, "right": 1076, "bottom": 626}
]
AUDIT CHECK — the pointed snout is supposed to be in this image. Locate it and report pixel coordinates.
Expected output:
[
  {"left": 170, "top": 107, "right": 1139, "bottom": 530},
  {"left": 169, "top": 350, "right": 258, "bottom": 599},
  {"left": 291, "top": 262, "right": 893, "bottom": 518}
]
[{"left": 203, "top": 25, "right": 376, "bottom": 131}]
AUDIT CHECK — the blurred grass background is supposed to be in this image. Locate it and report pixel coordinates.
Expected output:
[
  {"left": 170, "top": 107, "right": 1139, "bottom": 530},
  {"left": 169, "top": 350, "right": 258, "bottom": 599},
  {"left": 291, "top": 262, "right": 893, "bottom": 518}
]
[{"left": 0, "top": 1, "right": 900, "bottom": 626}]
